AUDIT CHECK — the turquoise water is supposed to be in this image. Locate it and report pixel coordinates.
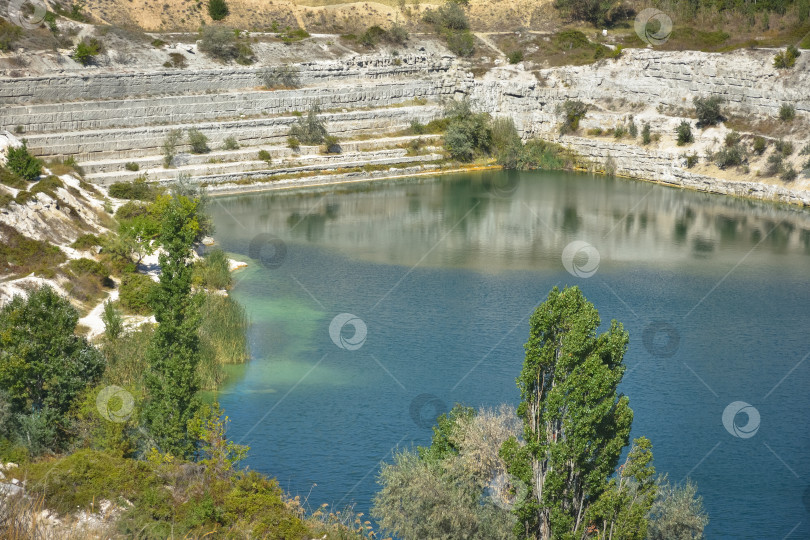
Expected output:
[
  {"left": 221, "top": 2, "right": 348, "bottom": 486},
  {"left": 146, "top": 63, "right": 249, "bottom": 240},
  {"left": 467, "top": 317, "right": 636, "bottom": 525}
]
[{"left": 209, "top": 171, "right": 810, "bottom": 538}]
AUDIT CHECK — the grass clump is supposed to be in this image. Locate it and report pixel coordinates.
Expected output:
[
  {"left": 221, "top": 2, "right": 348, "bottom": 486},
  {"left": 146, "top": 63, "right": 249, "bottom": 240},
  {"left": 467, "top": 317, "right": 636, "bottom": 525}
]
[
  {"left": 124, "top": 162, "right": 139, "bottom": 172},
  {"left": 258, "top": 149, "right": 272, "bottom": 163},
  {"left": 29, "top": 175, "right": 64, "bottom": 198},
  {"left": 71, "top": 233, "right": 102, "bottom": 250},
  {"left": 0, "top": 223, "right": 66, "bottom": 277},
  {"left": 193, "top": 248, "right": 231, "bottom": 290},
  {"left": 109, "top": 177, "right": 161, "bottom": 201},
  {"left": 198, "top": 26, "right": 254, "bottom": 64}
]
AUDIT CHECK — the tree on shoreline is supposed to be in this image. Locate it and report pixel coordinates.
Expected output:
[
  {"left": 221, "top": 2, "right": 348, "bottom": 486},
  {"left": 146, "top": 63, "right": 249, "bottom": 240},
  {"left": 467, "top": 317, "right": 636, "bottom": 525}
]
[
  {"left": 501, "top": 285, "right": 655, "bottom": 538},
  {"left": 142, "top": 193, "right": 206, "bottom": 459}
]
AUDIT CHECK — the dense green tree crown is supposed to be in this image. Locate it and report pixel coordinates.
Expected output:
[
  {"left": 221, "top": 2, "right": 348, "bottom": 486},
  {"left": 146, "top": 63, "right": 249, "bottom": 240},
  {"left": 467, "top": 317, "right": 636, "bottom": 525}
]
[
  {"left": 142, "top": 193, "right": 207, "bottom": 459},
  {"left": 503, "top": 285, "right": 644, "bottom": 539},
  {"left": 0, "top": 286, "right": 105, "bottom": 454}
]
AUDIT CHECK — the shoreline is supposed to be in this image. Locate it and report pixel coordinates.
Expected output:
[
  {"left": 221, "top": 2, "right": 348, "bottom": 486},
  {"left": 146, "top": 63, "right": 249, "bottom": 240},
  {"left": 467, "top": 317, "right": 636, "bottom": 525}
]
[{"left": 204, "top": 158, "right": 810, "bottom": 209}]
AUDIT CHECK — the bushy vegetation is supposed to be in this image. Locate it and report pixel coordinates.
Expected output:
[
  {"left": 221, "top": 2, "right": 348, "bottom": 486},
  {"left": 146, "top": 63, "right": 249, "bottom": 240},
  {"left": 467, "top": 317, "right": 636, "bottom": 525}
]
[
  {"left": 288, "top": 103, "right": 329, "bottom": 145},
  {"left": 715, "top": 143, "right": 746, "bottom": 169},
  {"left": 641, "top": 123, "right": 652, "bottom": 145},
  {"left": 5, "top": 140, "right": 42, "bottom": 181},
  {"left": 779, "top": 103, "right": 796, "bottom": 122},
  {"left": 443, "top": 100, "right": 492, "bottom": 161},
  {"left": 560, "top": 99, "right": 588, "bottom": 134},
  {"left": 0, "top": 18, "right": 23, "bottom": 52},
  {"left": 188, "top": 128, "right": 211, "bottom": 154},
  {"left": 193, "top": 248, "right": 232, "bottom": 290},
  {"left": 0, "top": 223, "right": 66, "bottom": 277},
  {"left": 694, "top": 96, "right": 725, "bottom": 127},
  {"left": 72, "top": 233, "right": 103, "bottom": 250},
  {"left": 773, "top": 45, "right": 800, "bottom": 68},
  {"left": 109, "top": 176, "right": 161, "bottom": 201},
  {"left": 676, "top": 120, "right": 694, "bottom": 145},
  {"left": 258, "top": 149, "right": 272, "bottom": 163},
  {"left": 119, "top": 272, "right": 157, "bottom": 314},
  {"left": 198, "top": 26, "right": 254, "bottom": 64},
  {"left": 73, "top": 37, "right": 104, "bottom": 66},
  {"left": 753, "top": 135, "right": 767, "bottom": 155},
  {"left": 162, "top": 129, "right": 183, "bottom": 168},
  {"left": 208, "top": 0, "right": 229, "bottom": 20},
  {"left": 124, "top": 161, "right": 140, "bottom": 171},
  {"left": 357, "top": 24, "right": 409, "bottom": 47},
  {"left": 423, "top": 1, "right": 475, "bottom": 57},
  {"left": 259, "top": 64, "right": 300, "bottom": 89}
]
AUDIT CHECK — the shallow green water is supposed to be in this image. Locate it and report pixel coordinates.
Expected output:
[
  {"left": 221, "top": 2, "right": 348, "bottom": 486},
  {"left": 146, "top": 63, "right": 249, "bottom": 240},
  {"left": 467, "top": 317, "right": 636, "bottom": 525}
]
[{"left": 209, "top": 170, "right": 810, "bottom": 538}]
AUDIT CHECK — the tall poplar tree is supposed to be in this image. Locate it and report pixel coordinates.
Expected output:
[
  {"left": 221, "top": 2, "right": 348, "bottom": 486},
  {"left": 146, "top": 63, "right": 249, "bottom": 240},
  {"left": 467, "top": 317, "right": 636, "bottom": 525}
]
[
  {"left": 501, "top": 286, "right": 655, "bottom": 539},
  {"left": 142, "top": 194, "right": 204, "bottom": 459}
]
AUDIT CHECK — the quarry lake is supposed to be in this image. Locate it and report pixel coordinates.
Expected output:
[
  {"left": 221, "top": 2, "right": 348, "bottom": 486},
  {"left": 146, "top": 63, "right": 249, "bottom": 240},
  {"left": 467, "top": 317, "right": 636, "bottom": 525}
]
[{"left": 209, "top": 170, "right": 810, "bottom": 539}]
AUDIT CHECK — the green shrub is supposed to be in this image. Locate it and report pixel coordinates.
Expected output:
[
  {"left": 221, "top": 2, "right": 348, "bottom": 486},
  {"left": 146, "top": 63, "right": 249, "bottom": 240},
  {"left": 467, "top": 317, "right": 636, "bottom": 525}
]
[
  {"left": 628, "top": 119, "right": 638, "bottom": 138},
  {"left": 0, "top": 191, "right": 12, "bottom": 208},
  {"left": 109, "top": 177, "right": 160, "bottom": 201},
  {"left": 165, "top": 52, "right": 188, "bottom": 68},
  {"left": 114, "top": 200, "right": 150, "bottom": 220},
  {"left": 780, "top": 165, "right": 798, "bottom": 182},
  {"left": 675, "top": 121, "right": 694, "bottom": 145},
  {"left": 192, "top": 248, "right": 231, "bottom": 290},
  {"left": 288, "top": 104, "right": 328, "bottom": 145},
  {"left": 30, "top": 175, "right": 64, "bottom": 198},
  {"left": 359, "top": 25, "right": 387, "bottom": 47},
  {"left": 208, "top": 0, "right": 229, "bottom": 20},
  {"left": 409, "top": 120, "right": 426, "bottom": 135},
  {"left": 124, "top": 162, "right": 140, "bottom": 171},
  {"left": 507, "top": 50, "right": 524, "bottom": 64},
  {"left": 684, "top": 153, "right": 699, "bottom": 168},
  {"left": 714, "top": 145, "right": 745, "bottom": 169},
  {"left": 0, "top": 19, "right": 23, "bottom": 52},
  {"left": 693, "top": 96, "right": 725, "bottom": 127},
  {"left": 162, "top": 129, "right": 183, "bottom": 168},
  {"left": 71, "top": 233, "right": 102, "bottom": 250},
  {"left": 774, "top": 139, "right": 794, "bottom": 156},
  {"left": 778, "top": 103, "right": 796, "bottom": 122},
  {"left": 725, "top": 131, "right": 741, "bottom": 147},
  {"left": 641, "top": 123, "right": 652, "bottom": 145},
  {"left": 560, "top": 100, "right": 587, "bottom": 134},
  {"left": 73, "top": 37, "right": 104, "bottom": 66},
  {"left": 764, "top": 153, "right": 783, "bottom": 176},
  {"left": 613, "top": 125, "right": 626, "bottom": 139},
  {"left": 0, "top": 167, "right": 27, "bottom": 189},
  {"left": 773, "top": 45, "right": 800, "bottom": 69},
  {"left": 387, "top": 23, "right": 409, "bottom": 45},
  {"left": 6, "top": 141, "right": 42, "bottom": 181},
  {"left": 257, "top": 149, "right": 272, "bottom": 163},
  {"left": 119, "top": 273, "right": 156, "bottom": 314},
  {"left": 198, "top": 26, "right": 253, "bottom": 64},
  {"left": 287, "top": 136, "right": 300, "bottom": 150},
  {"left": 222, "top": 136, "right": 239, "bottom": 150},
  {"left": 258, "top": 64, "right": 300, "bottom": 89},
  {"left": 322, "top": 135, "right": 341, "bottom": 154},
  {"left": 188, "top": 128, "right": 210, "bottom": 154},
  {"left": 753, "top": 136, "right": 767, "bottom": 155},
  {"left": 0, "top": 223, "right": 66, "bottom": 276},
  {"left": 445, "top": 30, "right": 475, "bottom": 57},
  {"left": 443, "top": 101, "right": 491, "bottom": 162}
]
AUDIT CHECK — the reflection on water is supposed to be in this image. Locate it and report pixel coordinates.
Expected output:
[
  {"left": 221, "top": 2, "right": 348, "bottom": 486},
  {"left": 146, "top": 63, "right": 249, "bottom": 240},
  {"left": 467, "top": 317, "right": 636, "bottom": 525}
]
[{"left": 210, "top": 170, "right": 810, "bottom": 540}]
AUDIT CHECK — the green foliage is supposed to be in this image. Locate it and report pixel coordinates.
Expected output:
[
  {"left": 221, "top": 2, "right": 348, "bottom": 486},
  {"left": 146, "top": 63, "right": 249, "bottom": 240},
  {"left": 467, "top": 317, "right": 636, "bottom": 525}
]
[
  {"left": 287, "top": 136, "right": 300, "bottom": 150},
  {"left": 443, "top": 100, "right": 491, "bottom": 161},
  {"left": 445, "top": 29, "right": 476, "bottom": 56},
  {"left": 102, "top": 299, "right": 123, "bottom": 341},
  {"left": 753, "top": 135, "right": 767, "bottom": 154},
  {"left": 676, "top": 121, "right": 694, "bottom": 145},
  {"left": 258, "top": 149, "right": 272, "bottom": 163},
  {"left": 188, "top": 401, "right": 249, "bottom": 479},
  {"left": 628, "top": 118, "right": 638, "bottom": 138},
  {"left": 693, "top": 96, "right": 725, "bottom": 127},
  {"left": 0, "top": 223, "right": 66, "bottom": 277},
  {"left": 775, "top": 139, "right": 795, "bottom": 155},
  {"left": 359, "top": 25, "right": 387, "bottom": 47},
  {"left": 560, "top": 99, "right": 587, "bottom": 134},
  {"left": 765, "top": 153, "right": 784, "bottom": 176},
  {"left": 222, "top": 137, "right": 239, "bottom": 151},
  {"left": 553, "top": 0, "right": 621, "bottom": 26},
  {"left": 0, "top": 166, "right": 27, "bottom": 189},
  {"left": 490, "top": 117, "right": 523, "bottom": 168},
  {"left": 516, "top": 139, "right": 581, "bottom": 170},
  {"left": 193, "top": 248, "right": 231, "bottom": 290},
  {"left": 647, "top": 478, "right": 709, "bottom": 540},
  {"left": 507, "top": 50, "right": 524, "bottom": 64},
  {"left": 773, "top": 45, "right": 800, "bottom": 68},
  {"left": 208, "top": 0, "right": 229, "bottom": 20},
  {"left": 641, "top": 123, "right": 652, "bottom": 145},
  {"left": 423, "top": 2, "right": 475, "bottom": 56},
  {"left": 503, "top": 286, "right": 641, "bottom": 538},
  {"left": 780, "top": 164, "right": 798, "bottom": 182},
  {"left": 164, "top": 52, "right": 188, "bottom": 68},
  {"left": 288, "top": 103, "right": 328, "bottom": 145},
  {"left": 322, "top": 135, "right": 341, "bottom": 154},
  {"left": 374, "top": 405, "right": 519, "bottom": 539},
  {"left": 143, "top": 194, "right": 206, "bottom": 459},
  {"left": 29, "top": 175, "right": 64, "bottom": 198},
  {"left": 124, "top": 161, "right": 140, "bottom": 171},
  {"left": 277, "top": 26, "right": 310, "bottom": 44},
  {"left": 73, "top": 37, "right": 104, "bottom": 66},
  {"left": 0, "top": 287, "right": 105, "bottom": 455},
  {"left": 119, "top": 273, "right": 157, "bottom": 315},
  {"left": 0, "top": 19, "right": 23, "bottom": 52},
  {"left": 779, "top": 103, "right": 796, "bottom": 122},
  {"left": 714, "top": 144, "right": 745, "bottom": 169},
  {"left": 109, "top": 176, "right": 160, "bottom": 201},
  {"left": 6, "top": 141, "right": 43, "bottom": 181},
  {"left": 162, "top": 129, "right": 183, "bottom": 168},
  {"left": 259, "top": 64, "right": 300, "bottom": 89},
  {"left": 187, "top": 128, "right": 210, "bottom": 154},
  {"left": 198, "top": 26, "right": 254, "bottom": 64}
]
